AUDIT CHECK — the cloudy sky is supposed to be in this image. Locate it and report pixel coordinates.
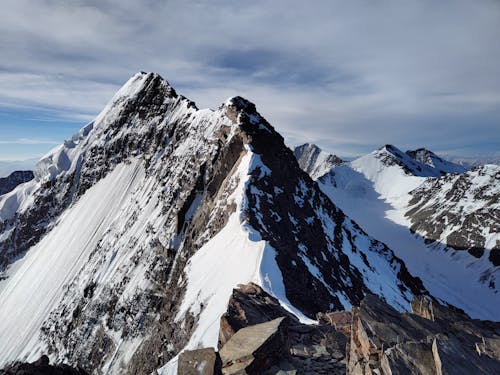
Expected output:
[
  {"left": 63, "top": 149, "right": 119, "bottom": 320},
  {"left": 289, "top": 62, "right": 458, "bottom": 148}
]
[{"left": 0, "top": 0, "right": 499, "bottom": 162}]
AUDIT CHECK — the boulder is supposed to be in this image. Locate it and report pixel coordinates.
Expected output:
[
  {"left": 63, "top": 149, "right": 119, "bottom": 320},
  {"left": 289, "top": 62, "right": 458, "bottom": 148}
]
[
  {"left": 178, "top": 348, "right": 222, "bottom": 375},
  {"left": 220, "top": 317, "right": 288, "bottom": 374}
]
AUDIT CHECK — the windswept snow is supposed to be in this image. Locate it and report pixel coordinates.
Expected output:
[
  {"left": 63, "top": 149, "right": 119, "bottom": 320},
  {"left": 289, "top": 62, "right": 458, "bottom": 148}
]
[{"left": 0, "top": 160, "right": 145, "bottom": 365}]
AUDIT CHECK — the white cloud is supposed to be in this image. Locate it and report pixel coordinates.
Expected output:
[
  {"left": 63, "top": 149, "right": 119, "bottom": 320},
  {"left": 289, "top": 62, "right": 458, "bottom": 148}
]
[
  {"left": 0, "top": 138, "right": 60, "bottom": 145},
  {"left": 0, "top": 0, "right": 499, "bottom": 156}
]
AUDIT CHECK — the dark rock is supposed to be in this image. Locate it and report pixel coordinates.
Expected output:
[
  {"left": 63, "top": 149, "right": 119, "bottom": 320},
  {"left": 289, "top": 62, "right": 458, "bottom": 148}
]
[
  {"left": 0, "top": 355, "right": 88, "bottom": 375},
  {"left": 406, "top": 164, "right": 500, "bottom": 271},
  {"left": 219, "top": 283, "right": 299, "bottom": 348},
  {"left": 294, "top": 143, "right": 343, "bottom": 179}
]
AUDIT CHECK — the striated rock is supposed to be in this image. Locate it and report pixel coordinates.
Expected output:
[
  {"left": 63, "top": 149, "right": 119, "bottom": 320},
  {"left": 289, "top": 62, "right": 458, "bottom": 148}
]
[
  {"left": 178, "top": 348, "right": 222, "bottom": 375},
  {"left": 317, "top": 311, "right": 352, "bottom": 336},
  {"left": 348, "top": 294, "right": 500, "bottom": 375}
]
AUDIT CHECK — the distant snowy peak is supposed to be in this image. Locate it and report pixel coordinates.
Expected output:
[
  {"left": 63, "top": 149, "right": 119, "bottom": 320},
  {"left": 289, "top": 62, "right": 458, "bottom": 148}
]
[
  {"left": 371, "top": 144, "right": 463, "bottom": 178},
  {"left": 405, "top": 148, "right": 466, "bottom": 174},
  {"left": 293, "top": 143, "right": 343, "bottom": 179}
]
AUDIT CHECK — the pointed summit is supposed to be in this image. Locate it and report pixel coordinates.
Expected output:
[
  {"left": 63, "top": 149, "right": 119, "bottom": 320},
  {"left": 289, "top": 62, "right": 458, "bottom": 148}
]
[{"left": 294, "top": 143, "right": 343, "bottom": 179}]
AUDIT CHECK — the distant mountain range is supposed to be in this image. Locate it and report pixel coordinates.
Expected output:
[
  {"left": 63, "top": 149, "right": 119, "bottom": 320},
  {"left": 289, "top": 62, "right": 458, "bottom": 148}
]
[{"left": 0, "top": 159, "right": 38, "bottom": 178}]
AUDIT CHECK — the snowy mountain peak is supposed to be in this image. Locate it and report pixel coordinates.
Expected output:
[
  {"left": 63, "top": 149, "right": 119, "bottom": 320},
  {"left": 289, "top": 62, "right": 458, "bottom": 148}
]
[
  {"left": 406, "top": 147, "right": 466, "bottom": 174},
  {"left": 372, "top": 144, "right": 464, "bottom": 177},
  {"left": 0, "top": 73, "right": 435, "bottom": 372},
  {"left": 294, "top": 143, "right": 343, "bottom": 179}
]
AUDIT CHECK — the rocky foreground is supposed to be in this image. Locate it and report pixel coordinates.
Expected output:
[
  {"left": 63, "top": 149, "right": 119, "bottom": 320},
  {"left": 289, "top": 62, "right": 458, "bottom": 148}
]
[{"left": 177, "top": 284, "right": 500, "bottom": 375}]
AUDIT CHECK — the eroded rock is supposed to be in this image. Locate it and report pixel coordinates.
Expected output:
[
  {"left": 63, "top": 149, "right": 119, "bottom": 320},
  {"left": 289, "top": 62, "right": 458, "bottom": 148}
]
[{"left": 348, "top": 294, "right": 500, "bottom": 375}]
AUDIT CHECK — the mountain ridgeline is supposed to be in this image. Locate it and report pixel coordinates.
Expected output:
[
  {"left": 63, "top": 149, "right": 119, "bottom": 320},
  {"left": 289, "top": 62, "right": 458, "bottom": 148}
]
[{"left": 0, "top": 73, "right": 498, "bottom": 374}]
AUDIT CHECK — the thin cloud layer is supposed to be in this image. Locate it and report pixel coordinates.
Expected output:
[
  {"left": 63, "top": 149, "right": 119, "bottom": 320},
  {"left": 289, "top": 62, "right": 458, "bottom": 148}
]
[{"left": 0, "top": 0, "right": 499, "bottom": 159}]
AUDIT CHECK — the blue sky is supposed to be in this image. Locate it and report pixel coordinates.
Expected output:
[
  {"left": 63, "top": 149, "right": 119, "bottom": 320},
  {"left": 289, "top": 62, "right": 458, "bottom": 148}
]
[{"left": 0, "top": 0, "right": 499, "bottom": 162}]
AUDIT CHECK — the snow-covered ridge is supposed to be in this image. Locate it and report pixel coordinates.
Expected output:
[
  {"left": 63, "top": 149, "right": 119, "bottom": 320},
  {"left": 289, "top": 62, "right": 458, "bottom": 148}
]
[{"left": 371, "top": 144, "right": 464, "bottom": 178}]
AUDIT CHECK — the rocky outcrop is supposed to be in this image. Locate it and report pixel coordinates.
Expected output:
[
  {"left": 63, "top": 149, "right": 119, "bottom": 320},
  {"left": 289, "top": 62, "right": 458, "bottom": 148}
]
[
  {"left": 348, "top": 294, "right": 500, "bottom": 375},
  {"left": 216, "top": 284, "right": 348, "bottom": 374},
  {"left": 0, "top": 355, "right": 88, "bottom": 375},
  {"left": 218, "top": 283, "right": 299, "bottom": 348},
  {"left": 0, "top": 170, "right": 34, "bottom": 196},
  {"left": 215, "top": 286, "right": 500, "bottom": 375},
  {"left": 405, "top": 148, "right": 465, "bottom": 175}
]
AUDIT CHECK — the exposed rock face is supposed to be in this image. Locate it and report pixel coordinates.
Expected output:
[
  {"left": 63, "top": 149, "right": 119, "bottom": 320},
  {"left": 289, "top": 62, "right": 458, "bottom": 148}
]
[
  {"left": 376, "top": 145, "right": 463, "bottom": 177},
  {"left": 304, "top": 142, "right": 499, "bottom": 320},
  {"left": 348, "top": 294, "right": 500, "bottom": 375},
  {"left": 0, "top": 72, "right": 475, "bottom": 374},
  {"left": 294, "top": 143, "right": 343, "bottom": 179},
  {"left": 0, "top": 73, "right": 254, "bottom": 371},
  {"left": 238, "top": 110, "right": 427, "bottom": 316},
  {"left": 0, "top": 170, "right": 34, "bottom": 196},
  {"left": 0, "top": 355, "right": 88, "bottom": 375},
  {"left": 406, "top": 164, "right": 500, "bottom": 269}
]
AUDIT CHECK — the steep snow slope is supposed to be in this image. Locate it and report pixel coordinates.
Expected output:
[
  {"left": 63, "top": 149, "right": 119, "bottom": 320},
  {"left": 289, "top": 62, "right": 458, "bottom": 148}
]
[
  {"left": 0, "top": 72, "right": 255, "bottom": 371},
  {"left": 0, "top": 160, "right": 145, "bottom": 363},
  {"left": 315, "top": 146, "right": 499, "bottom": 320},
  {"left": 0, "top": 73, "right": 428, "bottom": 373},
  {"left": 293, "top": 143, "right": 343, "bottom": 179}
]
